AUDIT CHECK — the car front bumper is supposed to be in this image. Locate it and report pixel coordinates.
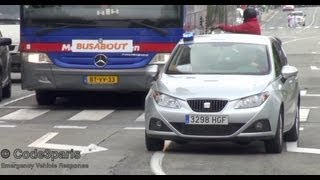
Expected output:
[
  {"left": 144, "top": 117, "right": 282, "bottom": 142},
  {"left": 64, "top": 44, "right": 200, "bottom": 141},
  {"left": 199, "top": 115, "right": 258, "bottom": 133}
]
[
  {"left": 145, "top": 92, "right": 280, "bottom": 141},
  {"left": 21, "top": 62, "right": 159, "bottom": 92}
]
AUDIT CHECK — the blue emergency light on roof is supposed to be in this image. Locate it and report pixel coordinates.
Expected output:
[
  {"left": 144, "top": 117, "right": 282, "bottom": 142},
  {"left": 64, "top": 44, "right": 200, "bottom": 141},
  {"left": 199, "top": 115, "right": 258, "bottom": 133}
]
[{"left": 183, "top": 32, "right": 194, "bottom": 43}]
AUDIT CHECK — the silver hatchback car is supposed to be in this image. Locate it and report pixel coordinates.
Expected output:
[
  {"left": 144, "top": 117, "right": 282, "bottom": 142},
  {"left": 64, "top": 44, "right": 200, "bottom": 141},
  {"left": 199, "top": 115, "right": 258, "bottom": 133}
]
[{"left": 145, "top": 33, "right": 300, "bottom": 153}]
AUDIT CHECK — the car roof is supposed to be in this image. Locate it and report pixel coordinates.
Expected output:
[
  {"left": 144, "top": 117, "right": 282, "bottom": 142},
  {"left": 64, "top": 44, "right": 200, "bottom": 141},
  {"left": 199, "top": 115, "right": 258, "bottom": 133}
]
[{"left": 179, "top": 34, "right": 272, "bottom": 46}]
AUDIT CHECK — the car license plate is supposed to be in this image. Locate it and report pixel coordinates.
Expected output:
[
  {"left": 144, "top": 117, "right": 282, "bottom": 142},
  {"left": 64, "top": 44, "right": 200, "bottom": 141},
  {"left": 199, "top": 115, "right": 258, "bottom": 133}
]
[
  {"left": 185, "top": 115, "right": 228, "bottom": 125},
  {"left": 85, "top": 75, "right": 119, "bottom": 84}
]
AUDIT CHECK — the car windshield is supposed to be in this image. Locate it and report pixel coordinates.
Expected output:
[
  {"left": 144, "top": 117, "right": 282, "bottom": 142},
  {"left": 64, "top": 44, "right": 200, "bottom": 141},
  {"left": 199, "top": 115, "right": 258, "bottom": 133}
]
[
  {"left": 166, "top": 42, "right": 270, "bottom": 75},
  {"left": 292, "top": 12, "right": 303, "bottom": 16},
  {"left": 0, "top": 5, "right": 20, "bottom": 24}
]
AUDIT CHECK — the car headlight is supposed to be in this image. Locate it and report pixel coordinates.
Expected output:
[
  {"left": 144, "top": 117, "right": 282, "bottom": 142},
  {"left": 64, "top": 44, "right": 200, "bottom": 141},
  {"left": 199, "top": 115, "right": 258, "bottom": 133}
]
[
  {"left": 22, "top": 53, "right": 52, "bottom": 64},
  {"left": 149, "top": 53, "right": 171, "bottom": 65},
  {"left": 152, "top": 90, "right": 180, "bottom": 109},
  {"left": 235, "top": 92, "right": 270, "bottom": 109}
]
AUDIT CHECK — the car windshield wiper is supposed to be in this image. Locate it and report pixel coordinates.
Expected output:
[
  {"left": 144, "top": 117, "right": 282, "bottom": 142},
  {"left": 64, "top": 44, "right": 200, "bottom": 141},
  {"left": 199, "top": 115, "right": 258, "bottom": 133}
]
[
  {"left": 129, "top": 20, "right": 169, "bottom": 36},
  {"left": 35, "top": 22, "right": 99, "bottom": 36},
  {"left": 95, "top": 19, "right": 169, "bottom": 36}
]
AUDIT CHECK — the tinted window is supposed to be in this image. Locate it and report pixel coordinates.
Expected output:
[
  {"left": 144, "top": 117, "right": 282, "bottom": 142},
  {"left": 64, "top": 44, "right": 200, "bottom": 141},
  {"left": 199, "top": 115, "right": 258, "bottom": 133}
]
[
  {"left": 272, "top": 44, "right": 283, "bottom": 77},
  {"left": 22, "top": 5, "right": 182, "bottom": 28},
  {"left": 0, "top": 5, "right": 20, "bottom": 25},
  {"left": 167, "top": 42, "right": 270, "bottom": 75}
]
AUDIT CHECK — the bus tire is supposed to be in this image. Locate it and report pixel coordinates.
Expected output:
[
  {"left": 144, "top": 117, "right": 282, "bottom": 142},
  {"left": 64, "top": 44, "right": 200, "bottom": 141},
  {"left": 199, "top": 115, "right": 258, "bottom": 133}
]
[{"left": 36, "top": 90, "right": 56, "bottom": 105}]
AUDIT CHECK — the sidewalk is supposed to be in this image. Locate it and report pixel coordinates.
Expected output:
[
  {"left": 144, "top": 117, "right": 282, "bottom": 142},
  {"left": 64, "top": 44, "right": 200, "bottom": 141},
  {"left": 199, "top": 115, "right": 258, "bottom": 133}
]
[{"left": 260, "top": 9, "right": 279, "bottom": 25}]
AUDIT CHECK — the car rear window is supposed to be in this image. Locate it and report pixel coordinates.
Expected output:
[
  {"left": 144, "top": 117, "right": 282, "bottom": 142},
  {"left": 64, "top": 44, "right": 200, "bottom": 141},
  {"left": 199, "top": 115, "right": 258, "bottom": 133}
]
[{"left": 166, "top": 42, "right": 270, "bottom": 75}]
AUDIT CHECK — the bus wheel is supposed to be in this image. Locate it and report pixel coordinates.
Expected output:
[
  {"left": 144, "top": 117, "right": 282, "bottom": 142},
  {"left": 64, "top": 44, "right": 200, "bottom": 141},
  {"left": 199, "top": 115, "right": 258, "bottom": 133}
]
[{"left": 36, "top": 90, "right": 56, "bottom": 105}]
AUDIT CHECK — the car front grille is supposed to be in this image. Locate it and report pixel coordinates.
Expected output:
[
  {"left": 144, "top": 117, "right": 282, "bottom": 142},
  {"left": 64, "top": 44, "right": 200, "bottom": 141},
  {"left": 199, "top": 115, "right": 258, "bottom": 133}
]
[
  {"left": 170, "top": 122, "right": 244, "bottom": 136},
  {"left": 187, "top": 99, "right": 228, "bottom": 112}
]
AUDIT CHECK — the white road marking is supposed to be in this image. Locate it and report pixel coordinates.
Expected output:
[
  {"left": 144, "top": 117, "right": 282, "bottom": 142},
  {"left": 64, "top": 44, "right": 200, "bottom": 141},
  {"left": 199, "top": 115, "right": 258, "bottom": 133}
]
[
  {"left": 315, "top": 26, "right": 320, "bottom": 29},
  {"left": 305, "top": 26, "right": 311, "bottom": 29},
  {"left": 304, "top": 94, "right": 320, "bottom": 97},
  {"left": 0, "top": 125, "right": 16, "bottom": 128},
  {"left": 124, "top": 127, "right": 145, "bottom": 130},
  {"left": 300, "top": 109, "right": 310, "bottom": 122},
  {"left": 28, "top": 132, "right": 108, "bottom": 154},
  {"left": 283, "top": 35, "right": 320, "bottom": 45},
  {"left": 68, "top": 110, "right": 114, "bottom": 121},
  {"left": 278, "top": 27, "right": 284, "bottom": 29},
  {"left": 150, "top": 152, "right": 166, "bottom": 175},
  {"left": 301, "top": 106, "right": 320, "bottom": 109},
  {"left": 0, "top": 109, "right": 49, "bottom": 120},
  {"left": 287, "top": 141, "right": 320, "bottom": 154},
  {"left": 135, "top": 113, "right": 145, "bottom": 122},
  {"left": 0, "top": 93, "right": 35, "bottom": 107},
  {"left": 0, "top": 105, "right": 40, "bottom": 109},
  {"left": 309, "top": 7, "right": 319, "bottom": 27},
  {"left": 54, "top": 125, "right": 87, "bottom": 129},
  {"left": 300, "top": 90, "right": 307, "bottom": 96},
  {"left": 0, "top": 121, "right": 5, "bottom": 123},
  {"left": 299, "top": 127, "right": 304, "bottom": 131},
  {"left": 310, "top": 66, "right": 320, "bottom": 70},
  {"left": 312, "top": 52, "right": 317, "bottom": 54},
  {"left": 269, "top": 27, "right": 275, "bottom": 29}
]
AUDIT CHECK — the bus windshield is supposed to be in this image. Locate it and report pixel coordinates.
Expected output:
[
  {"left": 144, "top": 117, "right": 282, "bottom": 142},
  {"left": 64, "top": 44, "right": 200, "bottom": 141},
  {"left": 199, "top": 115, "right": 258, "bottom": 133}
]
[{"left": 22, "top": 5, "right": 183, "bottom": 28}]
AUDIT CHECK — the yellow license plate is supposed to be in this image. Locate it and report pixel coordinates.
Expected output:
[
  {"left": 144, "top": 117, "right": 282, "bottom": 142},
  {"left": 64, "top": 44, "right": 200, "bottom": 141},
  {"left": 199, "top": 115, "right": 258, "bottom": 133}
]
[{"left": 86, "top": 75, "right": 119, "bottom": 84}]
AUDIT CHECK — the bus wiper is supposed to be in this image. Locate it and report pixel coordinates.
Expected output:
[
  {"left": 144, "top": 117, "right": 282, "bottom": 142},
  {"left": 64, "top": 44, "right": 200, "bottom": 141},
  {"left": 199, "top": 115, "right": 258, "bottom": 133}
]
[
  {"left": 35, "top": 21, "right": 97, "bottom": 36},
  {"left": 129, "top": 20, "right": 169, "bottom": 36},
  {"left": 94, "top": 19, "right": 169, "bottom": 36}
]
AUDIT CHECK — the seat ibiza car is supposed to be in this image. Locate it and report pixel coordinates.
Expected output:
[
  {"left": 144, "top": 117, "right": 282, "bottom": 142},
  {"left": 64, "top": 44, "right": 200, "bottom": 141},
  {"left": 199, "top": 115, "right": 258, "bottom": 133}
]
[{"left": 145, "top": 33, "right": 300, "bottom": 153}]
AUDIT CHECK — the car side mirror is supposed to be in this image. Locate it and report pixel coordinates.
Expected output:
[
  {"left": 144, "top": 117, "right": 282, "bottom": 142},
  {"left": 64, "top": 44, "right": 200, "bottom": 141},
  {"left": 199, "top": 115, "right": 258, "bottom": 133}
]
[
  {"left": 0, "top": 38, "right": 12, "bottom": 46},
  {"left": 281, "top": 65, "right": 298, "bottom": 79}
]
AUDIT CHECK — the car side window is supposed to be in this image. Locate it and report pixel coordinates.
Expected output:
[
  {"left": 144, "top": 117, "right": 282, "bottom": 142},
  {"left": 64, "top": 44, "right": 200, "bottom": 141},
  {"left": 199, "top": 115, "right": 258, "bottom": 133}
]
[{"left": 272, "top": 43, "right": 283, "bottom": 77}]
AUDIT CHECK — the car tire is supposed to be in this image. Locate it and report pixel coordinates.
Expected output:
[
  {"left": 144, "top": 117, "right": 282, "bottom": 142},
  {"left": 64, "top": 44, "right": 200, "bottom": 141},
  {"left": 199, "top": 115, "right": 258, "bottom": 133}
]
[
  {"left": 36, "top": 90, "right": 56, "bottom": 105},
  {"left": 2, "top": 80, "right": 11, "bottom": 98},
  {"left": 145, "top": 133, "right": 164, "bottom": 151},
  {"left": 284, "top": 104, "right": 300, "bottom": 142},
  {"left": 264, "top": 111, "right": 283, "bottom": 154}
]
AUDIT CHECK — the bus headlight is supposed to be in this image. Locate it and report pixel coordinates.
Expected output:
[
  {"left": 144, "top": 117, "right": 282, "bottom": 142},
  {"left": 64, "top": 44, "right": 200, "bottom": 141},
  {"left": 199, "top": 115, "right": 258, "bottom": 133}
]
[
  {"left": 22, "top": 53, "right": 52, "bottom": 64},
  {"left": 149, "top": 53, "right": 171, "bottom": 65}
]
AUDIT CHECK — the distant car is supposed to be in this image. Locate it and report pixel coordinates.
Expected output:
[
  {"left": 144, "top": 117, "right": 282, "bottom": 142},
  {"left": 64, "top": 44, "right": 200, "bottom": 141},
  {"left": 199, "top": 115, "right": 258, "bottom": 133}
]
[
  {"left": 0, "top": 5, "right": 20, "bottom": 72},
  {"left": 290, "top": 11, "right": 306, "bottom": 26},
  {"left": 145, "top": 33, "right": 300, "bottom": 154},
  {"left": 0, "top": 36, "right": 12, "bottom": 101},
  {"left": 283, "top": 5, "right": 295, "bottom": 11}
]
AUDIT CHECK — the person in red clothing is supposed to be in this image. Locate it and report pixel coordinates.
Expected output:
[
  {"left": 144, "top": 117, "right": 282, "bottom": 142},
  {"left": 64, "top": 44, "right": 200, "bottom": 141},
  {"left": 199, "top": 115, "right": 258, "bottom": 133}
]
[{"left": 213, "top": 8, "right": 261, "bottom": 35}]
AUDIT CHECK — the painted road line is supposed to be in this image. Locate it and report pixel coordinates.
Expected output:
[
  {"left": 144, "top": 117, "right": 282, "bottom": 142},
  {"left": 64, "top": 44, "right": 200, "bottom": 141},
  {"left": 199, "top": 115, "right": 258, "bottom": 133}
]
[
  {"left": 150, "top": 152, "right": 166, "bottom": 175},
  {"left": 28, "top": 132, "right": 108, "bottom": 154},
  {"left": 0, "top": 93, "right": 35, "bottom": 107},
  {"left": 300, "top": 90, "right": 307, "bottom": 96},
  {"left": 269, "top": 27, "right": 275, "bottom": 29},
  {"left": 124, "top": 127, "right": 145, "bottom": 130},
  {"left": 68, "top": 110, "right": 114, "bottom": 121},
  {"left": 278, "top": 27, "right": 284, "bottom": 29},
  {"left": 54, "top": 125, "right": 87, "bottom": 129},
  {"left": 300, "top": 109, "right": 310, "bottom": 122},
  {"left": 0, "top": 109, "right": 50, "bottom": 120},
  {"left": 0, "top": 105, "right": 40, "bottom": 109},
  {"left": 0, "top": 125, "right": 16, "bottom": 128},
  {"left": 287, "top": 141, "right": 320, "bottom": 154},
  {"left": 315, "top": 26, "right": 320, "bottom": 29},
  {"left": 135, "top": 113, "right": 145, "bottom": 122},
  {"left": 310, "top": 66, "right": 320, "bottom": 70},
  {"left": 299, "top": 127, "right": 304, "bottom": 131},
  {"left": 0, "top": 121, "right": 5, "bottom": 123},
  {"left": 301, "top": 106, "right": 320, "bottom": 109},
  {"left": 304, "top": 94, "right": 320, "bottom": 97}
]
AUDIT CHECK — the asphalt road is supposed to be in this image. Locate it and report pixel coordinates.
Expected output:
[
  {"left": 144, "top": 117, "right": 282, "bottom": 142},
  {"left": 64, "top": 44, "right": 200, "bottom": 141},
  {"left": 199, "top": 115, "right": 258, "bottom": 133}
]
[{"left": 1, "top": 6, "right": 320, "bottom": 175}]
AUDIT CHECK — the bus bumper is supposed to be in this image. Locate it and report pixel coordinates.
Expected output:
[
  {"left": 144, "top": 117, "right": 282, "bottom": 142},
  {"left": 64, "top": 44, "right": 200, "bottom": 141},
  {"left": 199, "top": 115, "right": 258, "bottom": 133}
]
[{"left": 21, "top": 62, "right": 159, "bottom": 92}]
